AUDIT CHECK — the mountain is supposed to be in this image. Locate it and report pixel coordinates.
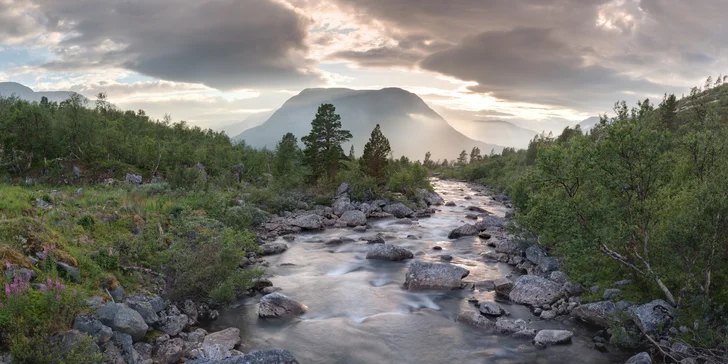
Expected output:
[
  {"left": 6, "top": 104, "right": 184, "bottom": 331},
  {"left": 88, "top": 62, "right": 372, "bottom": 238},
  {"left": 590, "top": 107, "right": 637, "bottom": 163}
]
[
  {"left": 234, "top": 87, "right": 502, "bottom": 160},
  {"left": 0, "top": 82, "right": 76, "bottom": 103},
  {"left": 470, "top": 120, "right": 537, "bottom": 149},
  {"left": 577, "top": 116, "right": 601, "bottom": 131},
  {"left": 218, "top": 110, "right": 276, "bottom": 138}
]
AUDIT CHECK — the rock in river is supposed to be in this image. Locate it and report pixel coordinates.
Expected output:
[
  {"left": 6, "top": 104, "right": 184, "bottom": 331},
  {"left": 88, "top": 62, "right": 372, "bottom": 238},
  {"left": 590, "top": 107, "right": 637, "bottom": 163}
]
[
  {"left": 258, "top": 293, "right": 307, "bottom": 318},
  {"left": 203, "top": 327, "right": 241, "bottom": 351},
  {"left": 404, "top": 261, "right": 469, "bottom": 291},
  {"left": 366, "top": 244, "right": 414, "bottom": 261},
  {"left": 479, "top": 302, "right": 505, "bottom": 317},
  {"left": 338, "top": 210, "right": 367, "bottom": 227},
  {"left": 533, "top": 329, "right": 573, "bottom": 348},
  {"left": 457, "top": 310, "right": 495, "bottom": 330},
  {"left": 260, "top": 242, "right": 289, "bottom": 256},
  {"left": 383, "top": 203, "right": 414, "bottom": 218},
  {"left": 448, "top": 224, "right": 479, "bottom": 239},
  {"left": 508, "top": 275, "right": 563, "bottom": 307},
  {"left": 290, "top": 214, "right": 323, "bottom": 230},
  {"left": 571, "top": 301, "right": 617, "bottom": 328},
  {"left": 625, "top": 352, "right": 652, "bottom": 364}
]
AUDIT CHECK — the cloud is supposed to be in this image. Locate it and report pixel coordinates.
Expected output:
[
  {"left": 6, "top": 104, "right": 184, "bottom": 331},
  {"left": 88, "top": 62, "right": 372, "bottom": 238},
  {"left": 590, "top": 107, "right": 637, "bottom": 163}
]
[{"left": 8, "top": 0, "right": 324, "bottom": 90}]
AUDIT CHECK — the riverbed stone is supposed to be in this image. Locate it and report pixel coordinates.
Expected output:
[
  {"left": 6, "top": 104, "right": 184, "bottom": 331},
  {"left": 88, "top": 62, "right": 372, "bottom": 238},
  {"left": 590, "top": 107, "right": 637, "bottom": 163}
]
[
  {"left": 290, "top": 214, "right": 323, "bottom": 230},
  {"left": 404, "top": 261, "right": 470, "bottom": 291},
  {"left": 156, "top": 306, "right": 189, "bottom": 337},
  {"left": 508, "top": 275, "right": 563, "bottom": 307},
  {"left": 203, "top": 328, "right": 240, "bottom": 350},
  {"left": 448, "top": 224, "right": 479, "bottom": 239},
  {"left": 525, "top": 245, "right": 547, "bottom": 264},
  {"left": 366, "top": 244, "right": 414, "bottom": 261},
  {"left": 73, "top": 315, "right": 113, "bottom": 345},
  {"left": 479, "top": 302, "right": 505, "bottom": 316},
  {"left": 495, "top": 317, "right": 529, "bottom": 335},
  {"left": 457, "top": 310, "right": 496, "bottom": 330},
  {"left": 533, "top": 330, "right": 573, "bottom": 348},
  {"left": 383, "top": 203, "right": 414, "bottom": 218},
  {"left": 571, "top": 301, "right": 617, "bottom": 328},
  {"left": 96, "top": 303, "right": 149, "bottom": 342},
  {"left": 339, "top": 210, "right": 367, "bottom": 226},
  {"left": 603, "top": 288, "right": 621, "bottom": 300},
  {"left": 259, "top": 242, "right": 289, "bottom": 256},
  {"left": 258, "top": 293, "right": 307, "bottom": 318},
  {"left": 494, "top": 278, "right": 514, "bottom": 295}
]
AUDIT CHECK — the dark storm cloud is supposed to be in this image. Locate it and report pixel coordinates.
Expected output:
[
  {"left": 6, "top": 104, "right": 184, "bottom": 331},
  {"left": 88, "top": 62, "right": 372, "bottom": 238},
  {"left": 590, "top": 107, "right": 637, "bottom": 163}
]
[
  {"left": 17, "top": 0, "right": 323, "bottom": 90},
  {"left": 330, "top": 47, "right": 422, "bottom": 68}
]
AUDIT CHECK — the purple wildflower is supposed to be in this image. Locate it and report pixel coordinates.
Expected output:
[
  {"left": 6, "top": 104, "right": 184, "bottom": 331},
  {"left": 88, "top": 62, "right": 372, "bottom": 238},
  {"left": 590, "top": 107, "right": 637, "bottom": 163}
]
[
  {"left": 4, "top": 283, "right": 9, "bottom": 296},
  {"left": 56, "top": 294, "right": 60, "bottom": 302}
]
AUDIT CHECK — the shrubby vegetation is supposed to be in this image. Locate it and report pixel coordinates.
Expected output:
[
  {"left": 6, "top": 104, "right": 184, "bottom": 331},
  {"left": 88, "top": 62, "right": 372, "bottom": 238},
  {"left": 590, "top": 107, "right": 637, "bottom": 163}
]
[
  {"left": 0, "top": 95, "right": 430, "bottom": 358},
  {"left": 435, "top": 82, "right": 728, "bottom": 351}
]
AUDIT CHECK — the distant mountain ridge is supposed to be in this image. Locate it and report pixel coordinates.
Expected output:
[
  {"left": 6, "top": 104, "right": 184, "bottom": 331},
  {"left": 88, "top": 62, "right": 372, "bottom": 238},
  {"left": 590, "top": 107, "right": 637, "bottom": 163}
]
[
  {"left": 471, "top": 120, "right": 538, "bottom": 149},
  {"left": 235, "top": 87, "right": 503, "bottom": 160},
  {"left": 0, "top": 82, "right": 77, "bottom": 103}
]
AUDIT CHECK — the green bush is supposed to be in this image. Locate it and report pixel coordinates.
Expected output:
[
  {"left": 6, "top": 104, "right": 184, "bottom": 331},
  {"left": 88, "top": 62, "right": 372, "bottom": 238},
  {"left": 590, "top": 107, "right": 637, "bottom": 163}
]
[{"left": 210, "top": 268, "right": 263, "bottom": 304}]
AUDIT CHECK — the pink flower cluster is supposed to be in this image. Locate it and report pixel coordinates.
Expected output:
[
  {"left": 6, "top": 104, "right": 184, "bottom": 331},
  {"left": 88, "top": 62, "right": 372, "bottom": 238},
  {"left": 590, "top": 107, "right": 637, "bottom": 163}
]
[
  {"left": 2, "top": 271, "right": 32, "bottom": 308},
  {"left": 79, "top": 236, "right": 95, "bottom": 245},
  {"left": 38, "top": 245, "right": 57, "bottom": 261}
]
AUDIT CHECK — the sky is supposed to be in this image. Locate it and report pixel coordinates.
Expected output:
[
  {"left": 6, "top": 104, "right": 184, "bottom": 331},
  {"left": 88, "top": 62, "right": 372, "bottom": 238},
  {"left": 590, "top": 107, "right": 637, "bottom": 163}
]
[{"left": 1, "top": 0, "right": 727, "bottom": 137}]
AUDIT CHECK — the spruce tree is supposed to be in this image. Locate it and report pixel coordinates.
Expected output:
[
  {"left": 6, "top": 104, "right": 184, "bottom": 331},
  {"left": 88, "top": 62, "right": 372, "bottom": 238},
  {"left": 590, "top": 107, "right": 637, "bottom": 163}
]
[
  {"left": 361, "top": 124, "right": 391, "bottom": 181},
  {"left": 470, "top": 147, "right": 481, "bottom": 162},
  {"left": 273, "top": 132, "right": 300, "bottom": 179},
  {"left": 348, "top": 145, "right": 356, "bottom": 160},
  {"left": 301, "top": 104, "right": 352, "bottom": 181},
  {"left": 457, "top": 150, "right": 468, "bottom": 165}
]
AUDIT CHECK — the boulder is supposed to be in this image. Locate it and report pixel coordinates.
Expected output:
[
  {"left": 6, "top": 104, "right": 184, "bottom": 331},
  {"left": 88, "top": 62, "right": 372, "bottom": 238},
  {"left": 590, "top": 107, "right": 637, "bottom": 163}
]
[
  {"left": 73, "top": 315, "right": 113, "bottom": 345},
  {"left": 155, "top": 306, "right": 189, "bottom": 337},
  {"left": 258, "top": 293, "right": 307, "bottom": 318},
  {"left": 339, "top": 210, "right": 367, "bottom": 227},
  {"left": 333, "top": 197, "right": 356, "bottom": 216},
  {"left": 366, "top": 244, "right": 414, "bottom": 261},
  {"left": 508, "top": 275, "right": 563, "bottom": 307},
  {"left": 260, "top": 242, "right": 289, "bottom": 256},
  {"left": 538, "top": 257, "right": 559, "bottom": 272},
  {"left": 494, "top": 240, "right": 523, "bottom": 255},
  {"left": 96, "top": 303, "right": 149, "bottom": 342},
  {"left": 603, "top": 288, "right": 621, "bottom": 300},
  {"left": 465, "top": 213, "right": 478, "bottom": 220},
  {"left": 625, "top": 352, "right": 652, "bottom": 364},
  {"left": 56, "top": 262, "right": 81, "bottom": 283},
  {"left": 353, "top": 225, "right": 368, "bottom": 233},
  {"left": 203, "top": 328, "right": 241, "bottom": 351},
  {"left": 404, "top": 261, "right": 469, "bottom": 291},
  {"left": 383, "top": 203, "right": 414, "bottom": 218},
  {"left": 525, "top": 245, "right": 547, "bottom": 265},
  {"left": 418, "top": 188, "right": 444, "bottom": 206},
  {"left": 495, "top": 317, "right": 530, "bottom": 335},
  {"left": 134, "top": 342, "right": 153, "bottom": 361},
  {"left": 361, "top": 234, "right": 385, "bottom": 245},
  {"left": 540, "top": 310, "right": 556, "bottom": 320},
  {"left": 56, "top": 330, "right": 100, "bottom": 357},
  {"left": 111, "top": 332, "right": 138, "bottom": 364},
  {"left": 109, "top": 285, "right": 126, "bottom": 302},
  {"left": 494, "top": 278, "right": 514, "bottom": 295},
  {"left": 466, "top": 206, "right": 488, "bottom": 213},
  {"left": 533, "top": 330, "right": 573, "bottom": 348},
  {"left": 126, "top": 173, "right": 143, "bottom": 185},
  {"left": 242, "top": 349, "right": 299, "bottom": 364},
  {"left": 125, "top": 296, "right": 161, "bottom": 325},
  {"left": 628, "top": 299, "right": 675, "bottom": 335},
  {"left": 478, "top": 302, "right": 505, "bottom": 316},
  {"left": 290, "top": 214, "right": 323, "bottom": 230},
  {"left": 154, "top": 337, "right": 186, "bottom": 364},
  {"left": 336, "top": 182, "right": 352, "bottom": 197},
  {"left": 448, "top": 224, "right": 479, "bottom": 239},
  {"left": 549, "top": 271, "right": 569, "bottom": 284},
  {"left": 445, "top": 201, "right": 456, "bottom": 207},
  {"left": 571, "top": 301, "right": 617, "bottom": 328},
  {"left": 456, "top": 310, "right": 496, "bottom": 330}
]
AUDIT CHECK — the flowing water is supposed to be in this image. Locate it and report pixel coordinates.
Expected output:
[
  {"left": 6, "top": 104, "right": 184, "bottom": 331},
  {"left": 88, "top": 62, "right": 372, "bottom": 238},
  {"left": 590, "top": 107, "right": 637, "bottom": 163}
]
[{"left": 207, "top": 179, "right": 629, "bottom": 363}]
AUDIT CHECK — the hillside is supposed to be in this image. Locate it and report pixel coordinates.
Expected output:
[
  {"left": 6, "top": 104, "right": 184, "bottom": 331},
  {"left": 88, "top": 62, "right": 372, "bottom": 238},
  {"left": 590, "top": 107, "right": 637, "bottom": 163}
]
[
  {"left": 0, "top": 82, "right": 77, "bottom": 103},
  {"left": 576, "top": 116, "right": 601, "bottom": 131},
  {"left": 235, "top": 88, "right": 502, "bottom": 160},
  {"left": 470, "top": 120, "right": 537, "bottom": 149}
]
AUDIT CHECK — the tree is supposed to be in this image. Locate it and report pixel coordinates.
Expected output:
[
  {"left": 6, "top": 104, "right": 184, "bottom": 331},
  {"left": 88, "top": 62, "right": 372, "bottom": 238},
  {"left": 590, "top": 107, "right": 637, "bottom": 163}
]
[
  {"left": 457, "top": 150, "right": 468, "bottom": 165},
  {"left": 273, "top": 133, "right": 301, "bottom": 183},
  {"left": 348, "top": 145, "right": 356, "bottom": 160},
  {"left": 657, "top": 93, "right": 678, "bottom": 131},
  {"left": 361, "top": 124, "right": 391, "bottom": 181},
  {"left": 705, "top": 76, "right": 713, "bottom": 90},
  {"left": 470, "top": 147, "right": 481, "bottom": 162},
  {"left": 442, "top": 159, "right": 449, "bottom": 167},
  {"left": 423, "top": 151, "right": 433, "bottom": 169},
  {"left": 301, "top": 104, "right": 352, "bottom": 181}
]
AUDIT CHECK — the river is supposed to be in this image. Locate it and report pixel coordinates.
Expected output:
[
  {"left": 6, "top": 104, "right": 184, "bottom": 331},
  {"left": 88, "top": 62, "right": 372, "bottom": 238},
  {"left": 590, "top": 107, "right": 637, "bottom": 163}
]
[{"left": 206, "top": 179, "right": 629, "bottom": 363}]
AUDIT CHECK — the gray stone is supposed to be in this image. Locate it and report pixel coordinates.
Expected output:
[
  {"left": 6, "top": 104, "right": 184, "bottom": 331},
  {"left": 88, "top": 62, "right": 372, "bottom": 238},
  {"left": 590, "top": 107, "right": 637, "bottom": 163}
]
[
  {"left": 339, "top": 210, "right": 367, "bottom": 227},
  {"left": 86, "top": 296, "right": 105, "bottom": 308},
  {"left": 448, "top": 224, "right": 479, "bottom": 239},
  {"left": 478, "top": 302, "right": 505, "bottom": 316},
  {"left": 241, "top": 349, "right": 299, "bottom": 364},
  {"left": 418, "top": 188, "right": 445, "bottom": 206},
  {"left": 260, "top": 242, "right": 289, "bottom": 256},
  {"left": 538, "top": 257, "right": 559, "bottom": 272},
  {"left": 603, "top": 288, "right": 621, "bottom": 300},
  {"left": 549, "top": 271, "right": 568, "bottom": 284},
  {"left": 125, "top": 296, "right": 160, "bottom": 325},
  {"left": 353, "top": 225, "right": 368, "bottom": 232},
  {"left": 508, "top": 275, "right": 563, "bottom": 307},
  {"left": 613, "top": 279, "right": 632, "bottom": 287},
  {"left": 445, "top": 201, "right": 456, "bottom": 207},
  {"left": 133, "top": 342, "right": 153, "bottom": 361},
  {"left": 125, "top": 173, "right": 143, "bottom": 186},
  {"left": 465, "top": 213, "right": 478, "bottom": 220},
  {"left": 383, "top": 203, "right": 414, "bottom": 218},
  {"left": 156, "top": 307, "right": 189, "bottom": 337},
  {"left": 258, "top": 293, "right": 307, "bottom": 318},
  {"left": 525, "top": 245, "right": 547, "bottom": 264},
  {"left": 154, "top": 337, "right": 185, "bottom": 364},
  {"left": 533, "top": 330, "right": 573, "bottom": 348},
  {"left": 361, "top": 234, "right": 385, "bottom": 244},
  {"left": 73, "top": 165, "right": 81, "bottom": 177},
  {"left": 540, "top": 310, "right": 557, "bottom": 320},
  {"left": 404, "top": 261, "right": 470, "bottom": 291},
  {"left": 96, "top": 303, "right": 149, "bottom": 341},
  {"left": 109, "top": 285, "right": 126, "bottom": 302},
  {"left": 494, "top": 278, "right": 514, "bottom": 295},
  {"left": 393, "top": 218, "right": 413, "bottom": 225},
  {"left": 336, "top": 182, "right": 351, "bottom": 198},
  {"left": 290, "top": 214, "right": 323, "bottom": 230},
  {"left": 494, "top": 240, "right": 523, "bottom": 255},
  {"left": 203, "top": 328, "right": 241, "bottom": 350},
  {"left": 628, "top": 299, "right": 675, "bottom": 335},
  {"left": 73, "top": 315, "right": 113, "bottom": 345},
  {"left": 456, "top": 310, "right": 496, "bottom": 330},
  {"left": 571, "top": 301, "right": 617, "bottom": 328},
  {"left": 56, "top": 261, "right": 81, "bottom": 283},
  {"left": 111, "top": 331, "right": 137, "bottom": 364},
  {"left": 187, "top": 328, "right": 208, "bottom": 344},
  {"left": 57, "top": 330, "right": 100, "bottom": 357},
  {"left": 366, "top": 244, "right": 414, "bottom": 261},
  {"left": 625, "top": 352, "right": 652, "bottom": 364},
  {"left": 495, "top": 318, "right": 529, "bottom": 335}
]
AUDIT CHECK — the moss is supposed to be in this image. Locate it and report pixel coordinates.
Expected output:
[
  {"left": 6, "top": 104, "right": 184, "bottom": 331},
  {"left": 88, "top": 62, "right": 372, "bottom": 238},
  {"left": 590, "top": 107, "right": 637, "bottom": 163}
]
[{"left": 0, "top": 245, "right": 33, "bottom": 269}]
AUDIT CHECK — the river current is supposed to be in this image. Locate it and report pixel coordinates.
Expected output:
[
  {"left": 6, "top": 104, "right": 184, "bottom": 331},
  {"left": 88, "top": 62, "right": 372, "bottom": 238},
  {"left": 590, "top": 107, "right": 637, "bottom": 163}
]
[{"left": 207, "top": 179, "right": 629, "bottom": 363}]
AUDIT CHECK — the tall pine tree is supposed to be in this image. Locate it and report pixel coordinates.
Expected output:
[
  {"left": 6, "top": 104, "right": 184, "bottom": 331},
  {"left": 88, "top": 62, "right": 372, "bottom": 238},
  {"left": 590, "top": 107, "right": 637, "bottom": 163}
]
[
  {"left": 301, "top": 104, "right": 352, "bottom": 181},
  {"left": 361, "top": 124, "right": 391, "bottom": 181}
]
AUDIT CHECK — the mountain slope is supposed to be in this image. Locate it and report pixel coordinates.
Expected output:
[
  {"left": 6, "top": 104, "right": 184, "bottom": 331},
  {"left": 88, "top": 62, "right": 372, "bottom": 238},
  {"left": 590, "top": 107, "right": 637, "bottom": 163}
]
[
  {"left": 470, "top": 120, "right": 537, "bottom": 149},
  {"left": 577, "top": 116, "right": 601, "bottom": 131},
  {"left": 235, "top": 88, "right": 502, "bottom": 160},
  {"left": 0, "top": 82, "right": 76, "bottom": 103},
  {"left": 219, "top": 110, "right": 276, "bottom": 138}
]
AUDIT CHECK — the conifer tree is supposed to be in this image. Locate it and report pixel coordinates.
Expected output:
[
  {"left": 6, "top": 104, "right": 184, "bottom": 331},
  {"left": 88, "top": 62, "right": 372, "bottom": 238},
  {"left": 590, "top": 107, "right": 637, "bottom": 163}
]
[
  {"left": 301, "top": 104, "right": 352, "bottom": 181},
  {"left": 361, "top": 124, "right": 391, "bottom": 180}
]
